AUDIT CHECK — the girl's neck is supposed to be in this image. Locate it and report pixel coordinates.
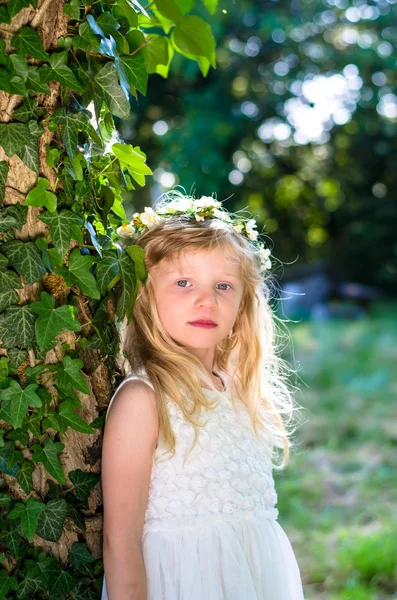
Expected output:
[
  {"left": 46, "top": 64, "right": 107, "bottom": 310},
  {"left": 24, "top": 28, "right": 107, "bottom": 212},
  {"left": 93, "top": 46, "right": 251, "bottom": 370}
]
[{"left": 202, "top": 368, "right": 226, "bottom": 393}]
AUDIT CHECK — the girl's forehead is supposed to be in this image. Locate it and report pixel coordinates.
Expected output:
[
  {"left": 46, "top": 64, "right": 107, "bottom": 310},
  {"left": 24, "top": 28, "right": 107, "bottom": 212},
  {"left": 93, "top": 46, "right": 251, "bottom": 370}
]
[{"left": 158, "top": 247, "right": 240, "bottom": 275}]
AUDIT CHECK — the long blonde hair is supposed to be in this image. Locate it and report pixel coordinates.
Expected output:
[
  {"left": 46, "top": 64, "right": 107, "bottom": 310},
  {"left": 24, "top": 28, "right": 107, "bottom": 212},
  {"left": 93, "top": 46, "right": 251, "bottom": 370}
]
[{"left": 118, "top": 195, "right": 301, "bottom": 469}]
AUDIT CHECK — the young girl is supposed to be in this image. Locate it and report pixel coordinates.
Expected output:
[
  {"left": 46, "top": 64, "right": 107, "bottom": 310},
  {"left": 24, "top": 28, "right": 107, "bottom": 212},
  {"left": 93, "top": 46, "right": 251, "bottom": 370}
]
[{"left": 101, "top": 192, "right": 304, "bottom": 600}]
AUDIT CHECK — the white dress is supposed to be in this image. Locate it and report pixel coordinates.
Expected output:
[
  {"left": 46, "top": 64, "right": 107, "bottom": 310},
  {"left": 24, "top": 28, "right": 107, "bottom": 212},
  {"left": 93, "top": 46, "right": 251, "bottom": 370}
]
[{"left": 101, "top": 367, "right": 304, "bottom": 600}]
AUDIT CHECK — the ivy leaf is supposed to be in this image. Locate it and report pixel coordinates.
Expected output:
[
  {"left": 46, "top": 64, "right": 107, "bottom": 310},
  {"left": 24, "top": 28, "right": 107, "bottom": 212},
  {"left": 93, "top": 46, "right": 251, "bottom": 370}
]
[
  {"left": 63, "top": 0, "right": 81, "bottom": 20},
  {"left": 14, "top": 120, "right": 42, "bottom": 172},
  {"left": 52, "top": 64, "right": 85, "bottom": 91},
  {"left": 24, "top": 177, "right": 57, "bottom": 212},
  {"left": 1, "top": 240, "right": 47, "bottom": 284},
  {"left": 69, "top": 469, "right": 100, "bottom": 501},
  {"left": 172, "top": 15, "right": 216, "bottom": 66},
  {"left": 125, "top": 243, "right": 147, "bottom": 282},
  {"left": 41, "top": 58, "right": 85, "bottom": 92},
  {"left": 94, "top": 61, "right": 130, "bottom": 120},
  {"left": 201, "top": 0, "right": 218, "bottom": 14},
  {"left": 0, "top": 380, "right": 42, "bottom": 429},
  {"left": 38, "top": 209, "right": 83, "bottom": 259},
  {"left": 11, "top": 27, "right": 49, "bottom": 61},
  {"left": 0, "top": 161, "right": 8, "bottom": 204},
  {"left": 10, "top": 54, "right": 28, "bottom": 80},
  {"left": 116, "top": 250, "right": 136, "bottom": 322},
  {"left": 61, "top": 115, "right": 78, "bottom": 159},
  {"left": 8, "top": 348, "right": 28, "bottom": 369},
  {"left": 0, "top": 212, "right": 20, "bottom": 232},
  {"left": 96, "top": 250, "right": 121, "bottom": 294},
  {"left": 7, "top": 496, "right": 46, "bottom": 542},
  {"left": 0, "top": 494, "right": 11, "bottom": 510},
  {"left": 15, "top": 559, "right": 46, "bottom": 596},
  {"left": 0, "top": 7, "right": 11, "bottom": 24},
  {"left": 37, "top": 555, "right": 75, "bottom": 595},
  {"left": 31, "top": 437, "right": 65, "bottom": 485},
  {"left": 0, "top": 442, "right": 19, "bottom": 476},
  {"left": 7, "top": 428, "right": 29, "bottom": 446},
  {"left": 0, "top": 305, "right": 36, "bottom": 348},
  {"left": 112, "top": 0, "right": 138, "bottom": 27},
  {"left": 0, "top": 528, "right": 20, "bottom": 558},
  {"left": 0, "top": 288, "right": 20, "bottom": 312},
  {"left": 58, "top": 355, "right": 89, "bottom": 395},
  {"left": 8, "top": 73, "right": 27, "bottom": 95},
  {"left": 13, "top": 96, "right": 37, "bottom": 122},
  {"left": 23, "top": 412, "right": 41, "bottom": 438},
  {"left": 145, "top": 34, "right": 169, "bottom": 73},
  {"left": 62, "top": 248, "right": 100, "bottom": 299},
  {"left": 26, "top": 66, "right": 51, "bottom": 94},
  {"left": 30, "top": 291, "right": 81, "bottom": 351},
  {"left": 155, "top": 41, "right": 174, "bottom": 78},
  {"left": 71, "top": 111, "right": 103, "bottom": 147},
  {"left": 6, "top": 443, "right": 23, "bottom": 470},
  {"left": 117, "top": 53, "right": 148, "bottom": 96},
  {"left": 112, "top": 142, "right": 152, "bottom": 186},
  {"left": 17, "top": 458, "right": 35, "bottom": 494},
  {"left": 0, "top": 123, "right": 30, "bottom": 157},
  {"left": 44, "top": 399, "right": 94, "bottom": 434},
  {"left": 0, "top": 203, "right": 28, "bottom": 230},
  {"left": 9, "top": 0, "right": 38, "bottom": 19},
  {"left": 0, "top": 68, "right": 14, "bottom": 95},
  {"left": 68, "top": 542, "right": 95, "bottom": 572},
  {"left": 155, "top": 0, "right": 183, "bottom": 23},
  {"left": 36, "top": 499, "right": 68, "bottom": 542},
  {"left": 16, "top": 136, "right": 39, "bottom": 172}
]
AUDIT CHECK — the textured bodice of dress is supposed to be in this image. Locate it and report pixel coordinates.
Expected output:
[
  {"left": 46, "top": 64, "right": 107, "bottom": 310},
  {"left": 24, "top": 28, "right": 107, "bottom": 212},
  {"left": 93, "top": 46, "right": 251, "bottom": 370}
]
[
  {"left": 106, "top": 367, "right": 279, "bottom": 532},
  {"left": 144, "top": 375, "right": 278, "bottom": 530}
]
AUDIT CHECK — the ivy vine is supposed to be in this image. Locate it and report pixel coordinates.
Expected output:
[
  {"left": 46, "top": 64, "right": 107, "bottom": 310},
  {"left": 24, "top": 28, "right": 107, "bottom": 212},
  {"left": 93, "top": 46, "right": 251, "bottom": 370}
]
[{"left": 0, "top": 0, "right": 217, "bottom": 596}]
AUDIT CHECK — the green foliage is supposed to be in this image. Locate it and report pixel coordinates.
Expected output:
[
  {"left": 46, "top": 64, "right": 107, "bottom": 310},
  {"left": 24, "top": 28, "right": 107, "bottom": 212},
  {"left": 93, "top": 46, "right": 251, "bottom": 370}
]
[
  {"left": 24, "top": 177, "right": 57, "bottom": 212},
  {"left": 30, "top": 291, "right": 81, "bottom": 351},
  {"left": 133, "top": 0, "right": 396, "bottom": 291},
  {"left": 276, "top": 305, "right": 397, "bottom": 598},
  {"left": 0, "top": 0, "right": 217, "bottom": 594}
]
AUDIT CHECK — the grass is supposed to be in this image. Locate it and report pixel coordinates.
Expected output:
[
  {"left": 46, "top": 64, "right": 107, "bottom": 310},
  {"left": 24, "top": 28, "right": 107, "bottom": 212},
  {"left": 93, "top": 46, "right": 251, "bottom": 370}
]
[{"left": 274, "top": 301, "right": 397, "bottom": 599}]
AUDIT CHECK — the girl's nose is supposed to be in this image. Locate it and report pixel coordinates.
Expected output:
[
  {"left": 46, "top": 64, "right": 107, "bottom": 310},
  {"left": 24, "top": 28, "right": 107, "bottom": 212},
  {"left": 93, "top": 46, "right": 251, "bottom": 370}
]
[{"left": 196, "top": 290, "right": 217, "bottom": 308}]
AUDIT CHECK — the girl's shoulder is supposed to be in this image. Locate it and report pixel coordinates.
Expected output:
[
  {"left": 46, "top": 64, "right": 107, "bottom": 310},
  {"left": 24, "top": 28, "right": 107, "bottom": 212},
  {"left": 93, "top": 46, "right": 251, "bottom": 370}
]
[
  {"left": 105, "top": 365, "right": 155, "bottom": 421},
  {"left": 126, "top": 365, "right": 154, "bottom": 389}
]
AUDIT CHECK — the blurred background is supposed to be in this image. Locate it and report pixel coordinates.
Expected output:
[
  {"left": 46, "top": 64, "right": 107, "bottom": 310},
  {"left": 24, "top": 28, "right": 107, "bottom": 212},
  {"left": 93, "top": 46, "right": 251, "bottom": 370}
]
[{"left": 121, "top": 0, "right": 397, "bottom": 597}]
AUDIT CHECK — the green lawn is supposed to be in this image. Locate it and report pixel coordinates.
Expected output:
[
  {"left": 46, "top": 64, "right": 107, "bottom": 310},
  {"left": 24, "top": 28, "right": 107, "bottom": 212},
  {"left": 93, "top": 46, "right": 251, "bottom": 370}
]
[{"left": 275, "top": 302, "right": 397, "bottom": 599}]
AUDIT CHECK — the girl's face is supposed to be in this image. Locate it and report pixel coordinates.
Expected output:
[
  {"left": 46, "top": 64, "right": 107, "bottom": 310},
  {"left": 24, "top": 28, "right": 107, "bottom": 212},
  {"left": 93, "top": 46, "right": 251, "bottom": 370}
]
[{"left": 150, "top": 246, "right": 244, "bottom": 357}]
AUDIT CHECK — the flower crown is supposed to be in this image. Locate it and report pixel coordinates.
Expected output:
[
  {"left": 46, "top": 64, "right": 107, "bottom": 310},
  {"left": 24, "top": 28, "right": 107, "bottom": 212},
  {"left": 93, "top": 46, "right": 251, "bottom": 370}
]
[{"left": 117, "top": 196, "right": 272, "bottom": 273}]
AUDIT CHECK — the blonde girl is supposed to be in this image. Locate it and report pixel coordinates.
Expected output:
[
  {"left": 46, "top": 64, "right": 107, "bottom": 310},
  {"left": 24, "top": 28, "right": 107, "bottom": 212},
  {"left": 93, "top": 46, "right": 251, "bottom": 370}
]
[{"left": 101, "top": 192, "right": 304, "bottom": 599}]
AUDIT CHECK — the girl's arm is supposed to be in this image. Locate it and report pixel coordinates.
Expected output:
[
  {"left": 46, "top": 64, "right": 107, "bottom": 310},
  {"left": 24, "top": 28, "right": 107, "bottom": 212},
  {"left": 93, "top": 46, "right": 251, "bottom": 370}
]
[{"left": 101, "top": 380, "right": 159, "bottom": 600}]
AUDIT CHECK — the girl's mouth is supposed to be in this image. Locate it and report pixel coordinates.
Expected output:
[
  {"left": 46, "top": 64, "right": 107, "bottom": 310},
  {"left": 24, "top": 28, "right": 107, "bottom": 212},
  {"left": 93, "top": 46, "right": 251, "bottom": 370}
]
[{"left": 189, "top": 321, "right": 218, "bottom": 328}]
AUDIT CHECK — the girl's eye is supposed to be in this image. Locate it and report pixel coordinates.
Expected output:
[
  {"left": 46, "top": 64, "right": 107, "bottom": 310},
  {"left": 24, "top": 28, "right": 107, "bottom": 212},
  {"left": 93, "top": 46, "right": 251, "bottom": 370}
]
[{"left": 176, "top": 280, "right": 231, "bottom": 291}]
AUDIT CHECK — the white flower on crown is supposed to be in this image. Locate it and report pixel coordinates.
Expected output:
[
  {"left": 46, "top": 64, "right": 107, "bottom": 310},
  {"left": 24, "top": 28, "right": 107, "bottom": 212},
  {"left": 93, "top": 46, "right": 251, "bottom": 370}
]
[
  {"left": 233, "top": 223, "right": 244, "bottom": 233},
  {"left": 117, "top": 223, "right": 136, "bottom": 238},
  {"left": 140, "top": 207, "right": 164, "bottom": 228},
  {"left": 246, "top": 218, "right": 259, "bottom": 240},
  {"left": 161, "top": 198, "right": 195, "bottom": 214},
  {"left": 195, "top": 213, "right": 205, "bottom": 222},
  {"left": 258, "top": 243, "right": 272, "bottom": 271},
  {"left": 194, "top": 196, "right": 222, "bottom": 210},
  {"left": 260, "top": 257, "right": 272, "bottom": 271},
  {"left": 259, "top": 247, "right": 271, "bottom": 260},
  {"left": 213, "top": 207, "right": 232, "bottom": 221}
]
